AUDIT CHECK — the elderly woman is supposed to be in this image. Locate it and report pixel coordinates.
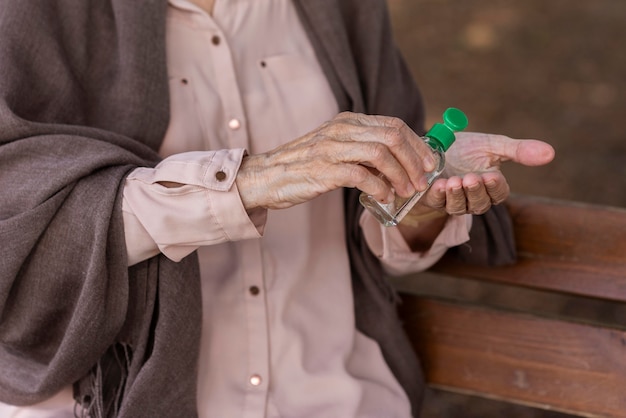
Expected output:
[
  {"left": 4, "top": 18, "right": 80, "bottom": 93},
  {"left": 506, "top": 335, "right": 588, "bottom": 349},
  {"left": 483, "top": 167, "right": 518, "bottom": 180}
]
[{"left": 0, "top": 0, "right": 553, "bottom": 417}]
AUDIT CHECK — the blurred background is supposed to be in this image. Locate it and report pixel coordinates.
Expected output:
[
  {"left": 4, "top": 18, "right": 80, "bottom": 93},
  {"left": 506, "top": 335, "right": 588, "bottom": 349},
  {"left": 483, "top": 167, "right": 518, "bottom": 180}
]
[
  {"left": 389, "top": 0, "right": 626, "bottom": 208},
  {"left": 387, "top": 0, "right": 626, "bottom": 416}
]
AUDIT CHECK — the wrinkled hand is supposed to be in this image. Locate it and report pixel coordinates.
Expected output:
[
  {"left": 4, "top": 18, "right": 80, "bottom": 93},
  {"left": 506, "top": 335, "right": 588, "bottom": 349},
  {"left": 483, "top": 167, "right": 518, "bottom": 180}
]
[
  {"left": 236, "top": 112, "right": 437, "bottom": 210},
  {"left": 415, "top": 132, "right": 555, "bottom": 216}
]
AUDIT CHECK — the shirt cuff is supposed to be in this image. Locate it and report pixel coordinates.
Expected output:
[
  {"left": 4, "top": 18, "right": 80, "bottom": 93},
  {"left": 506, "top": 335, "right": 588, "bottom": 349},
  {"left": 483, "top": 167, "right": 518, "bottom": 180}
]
[
  {"left": 123, "top": 149, "right": 267, "bottom": 264},
  {"left": 360, "top": 211, "right": 472, "bottom": 276}
]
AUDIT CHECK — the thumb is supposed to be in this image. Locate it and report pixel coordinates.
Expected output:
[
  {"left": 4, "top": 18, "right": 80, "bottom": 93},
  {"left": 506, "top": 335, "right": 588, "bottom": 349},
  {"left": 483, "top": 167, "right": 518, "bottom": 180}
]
[{"left": 497, "top": 137, "right": 556, "bottom": 167}]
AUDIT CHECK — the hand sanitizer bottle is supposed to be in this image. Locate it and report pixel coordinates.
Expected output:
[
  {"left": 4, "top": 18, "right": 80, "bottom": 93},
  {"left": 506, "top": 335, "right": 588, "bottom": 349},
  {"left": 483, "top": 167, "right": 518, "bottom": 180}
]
[{"left": 359, "top": 107, "right": 468, "bottom": 226}]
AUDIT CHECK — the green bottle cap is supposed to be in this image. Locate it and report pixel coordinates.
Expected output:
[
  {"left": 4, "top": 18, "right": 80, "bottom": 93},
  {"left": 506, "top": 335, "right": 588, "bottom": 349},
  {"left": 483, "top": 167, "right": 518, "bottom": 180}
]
[{"left": 424, "top": 107, "right": 468, "bottom": 151}]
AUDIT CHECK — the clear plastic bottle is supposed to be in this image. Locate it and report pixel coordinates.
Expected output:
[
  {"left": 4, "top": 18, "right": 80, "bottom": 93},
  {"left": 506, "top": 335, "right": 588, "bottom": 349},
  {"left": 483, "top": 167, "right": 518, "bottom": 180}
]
[{"left": 359, "top": 107, "right": 468, "bottom": 226}]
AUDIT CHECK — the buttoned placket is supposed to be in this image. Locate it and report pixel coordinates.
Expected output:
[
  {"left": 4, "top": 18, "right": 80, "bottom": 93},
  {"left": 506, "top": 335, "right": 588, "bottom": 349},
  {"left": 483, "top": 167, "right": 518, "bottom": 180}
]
[
  {"left": 194, "top": 10, "right": 270, "bottom": 418},
  {"left": 206, "top": 28, "right": 249, "bottom": 150}
]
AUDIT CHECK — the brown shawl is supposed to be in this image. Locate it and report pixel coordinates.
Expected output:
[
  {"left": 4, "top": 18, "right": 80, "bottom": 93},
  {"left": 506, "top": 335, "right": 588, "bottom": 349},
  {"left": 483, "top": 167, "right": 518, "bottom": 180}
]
[{"left": 0, "top": 0, "right": 514, "bottom": 416}]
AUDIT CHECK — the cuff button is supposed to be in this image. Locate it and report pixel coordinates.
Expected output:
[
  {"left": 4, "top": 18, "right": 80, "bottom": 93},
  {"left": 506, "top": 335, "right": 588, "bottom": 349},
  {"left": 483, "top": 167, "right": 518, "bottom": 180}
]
[{"left": 215, "top": 170, "right": 227, "bottom": 181}]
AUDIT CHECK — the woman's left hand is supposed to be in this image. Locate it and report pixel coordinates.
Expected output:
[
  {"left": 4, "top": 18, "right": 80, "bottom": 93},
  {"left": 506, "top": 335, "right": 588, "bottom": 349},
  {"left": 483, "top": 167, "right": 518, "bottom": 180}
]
[{"left": 414, "top": 132, "right": 555, "bottom": 216}]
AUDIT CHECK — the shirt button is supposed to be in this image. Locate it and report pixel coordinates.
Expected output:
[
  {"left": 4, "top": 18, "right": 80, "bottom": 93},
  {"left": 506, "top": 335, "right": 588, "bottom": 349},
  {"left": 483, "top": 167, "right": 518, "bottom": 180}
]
[
  {"left": 211, "top": 35, "right": 220, "bottom": 45},
  {"left": 215, "top": 171, "right": 227, "bottom": 181},
  {"left": 249, "top": 374, "right": 262, "bottom": 386},
  {"left": 249, "top": 286, "right": 260, "bottom": 296},
  {"left": 228, "top": 118, "right": 241, "bottom": 130}
]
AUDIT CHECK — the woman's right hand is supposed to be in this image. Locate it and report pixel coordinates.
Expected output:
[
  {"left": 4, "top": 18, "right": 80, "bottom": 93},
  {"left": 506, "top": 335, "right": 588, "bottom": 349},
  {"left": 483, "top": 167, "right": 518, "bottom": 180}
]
[{"left": 236, "top": 112, "right": 435, "bottom": 210}]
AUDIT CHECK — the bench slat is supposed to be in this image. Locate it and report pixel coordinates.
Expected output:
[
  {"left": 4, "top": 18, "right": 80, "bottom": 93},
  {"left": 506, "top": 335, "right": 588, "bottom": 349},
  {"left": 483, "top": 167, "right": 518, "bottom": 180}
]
[
  {"left": 399, "top": 295, "right": 626, "bottom": 418},
  {"left": 431, "top": 195, "right": 626, "bottom": 302}
]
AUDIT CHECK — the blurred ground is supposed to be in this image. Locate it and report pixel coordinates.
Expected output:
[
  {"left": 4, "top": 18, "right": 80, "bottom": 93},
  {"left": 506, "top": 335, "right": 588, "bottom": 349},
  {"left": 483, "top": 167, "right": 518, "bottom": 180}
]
[{"left": 388, "top": 0, "right": 626, "bottom": 416}]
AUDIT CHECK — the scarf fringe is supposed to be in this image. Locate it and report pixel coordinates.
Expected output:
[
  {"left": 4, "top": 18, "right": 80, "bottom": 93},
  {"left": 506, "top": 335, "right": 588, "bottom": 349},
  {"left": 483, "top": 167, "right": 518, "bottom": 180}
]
[{"left": 74, "top": 343, "right": 132, "bottom": 418}]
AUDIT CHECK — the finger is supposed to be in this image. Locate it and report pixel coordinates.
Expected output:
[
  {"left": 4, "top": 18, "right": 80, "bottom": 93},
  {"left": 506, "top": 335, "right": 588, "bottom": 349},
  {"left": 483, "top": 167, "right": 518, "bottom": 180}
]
[
  {"left": 445, "top": 177, "right": 467, "bottom": 215},
  {"left": 306, "top": 160, "right": 396, "bottom": 204},
  {"left": 481, "top": 171, "right": 510, "bottom": 205},
  {"left": 463, "top": 174, "right": 491, "bottom": 215},
  {"left": 337, "top": 164, "right": 396, "bottom": 204},
  {"left": 377, "top": 116, "right": 437, "bottom": 180},
  {"left": 338, "top": 139, "right": 418, "bottom": 198}
]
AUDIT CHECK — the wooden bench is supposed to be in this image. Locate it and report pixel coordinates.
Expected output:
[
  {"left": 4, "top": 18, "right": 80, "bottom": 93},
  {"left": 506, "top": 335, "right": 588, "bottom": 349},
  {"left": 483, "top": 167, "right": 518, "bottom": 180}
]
[{"left": 391, "top": 194, "right": 626, "bottom": 417}]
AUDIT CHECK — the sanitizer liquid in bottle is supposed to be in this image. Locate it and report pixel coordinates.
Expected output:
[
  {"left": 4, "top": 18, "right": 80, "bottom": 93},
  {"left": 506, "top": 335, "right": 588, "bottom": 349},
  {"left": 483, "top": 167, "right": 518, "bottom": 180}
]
[{"left": 359, "top": 107, "right": 468, "bottom": 226}]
